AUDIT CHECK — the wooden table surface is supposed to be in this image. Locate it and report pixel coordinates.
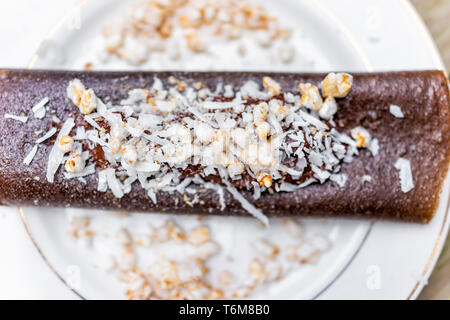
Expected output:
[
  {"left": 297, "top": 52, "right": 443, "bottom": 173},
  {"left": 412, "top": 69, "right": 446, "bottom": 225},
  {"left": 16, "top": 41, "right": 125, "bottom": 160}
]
[{"left": 411, "top": 0, "right": 450, "bottom": 300}]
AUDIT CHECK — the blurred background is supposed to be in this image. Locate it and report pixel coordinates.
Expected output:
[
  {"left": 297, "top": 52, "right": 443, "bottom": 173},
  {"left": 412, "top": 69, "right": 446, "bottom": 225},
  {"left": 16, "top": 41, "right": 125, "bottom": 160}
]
[{"left": 411, "top": 0, "right": 450, "bottom": 300}]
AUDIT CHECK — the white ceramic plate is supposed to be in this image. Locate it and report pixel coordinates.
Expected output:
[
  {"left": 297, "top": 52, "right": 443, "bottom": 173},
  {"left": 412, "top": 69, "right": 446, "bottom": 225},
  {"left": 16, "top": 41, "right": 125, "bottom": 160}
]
[{"left": 20, "top": 0, "right": 449, "bottom": 299}]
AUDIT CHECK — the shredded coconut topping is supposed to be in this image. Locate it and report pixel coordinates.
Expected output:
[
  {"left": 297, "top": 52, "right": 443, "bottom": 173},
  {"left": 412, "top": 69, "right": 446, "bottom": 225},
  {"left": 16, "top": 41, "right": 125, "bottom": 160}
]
[
  {"left": 44, "top": 72, "right": 372, "bottom": 222},
  {"left": 351, "top": 126, "right": 371, "bottom": 148}
]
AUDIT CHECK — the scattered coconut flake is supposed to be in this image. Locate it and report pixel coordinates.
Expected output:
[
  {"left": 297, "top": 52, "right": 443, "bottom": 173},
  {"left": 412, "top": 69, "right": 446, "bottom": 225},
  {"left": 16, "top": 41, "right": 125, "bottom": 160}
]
[
  {"left": 204, "top": 182, "right": 226, "bottom": 211},
  {"left": 330, "top": 173, "right": 347, "bottom": 188},
  {"left": 56, "top": 0, "right": 368, "bottom": 298},
  {"left": 389, "top": 104, "right": 404, "bottom": 118},
  {"left": 311, "top": 165, "right": 330, "bottom": 183},
  {"left": 35, "top": 127, "right": 57, "bottom": 144},
  {"left": 46, "top": 118, "right": 75, "bottom": 183},
  {"left": 202, "top": 100, "right": 244, "bottom": 110},
  {"left": 253, "top": 239, "right": 279, "bottom": 258},
  {"left": 394, "top": 158, "right": 414, "bottom": 193},
  {"left": 23, "top": 145, "right": 38, "bottom": 165},
  {"left": 84, "top": 115, "right": 102, "bottom": 130},
  {"left": 361, "top": 175, "right": 372, "bottom": 183},
  {"left": 32, "top": 97, "right": 49, "bottom": 119},
  {"left": 105, "top": 168, "right": 124, "bottom": 198},
  {"left": 298, "top": 178, "right": 316, "bottom": 188},
  {"left": 4, "top": 113, "right": 28, "bottom": 123},
  {"left": 226, "top": 184, "right": 269, "bottom": 227},
  {"left": 279, "top": 182, "right": 301, "bottom": 192},
  {"left": 34, "top": 108, "right": 46, "bottom": 119},
  {"left": 369, "top": 138, "right": 379, "bottom": 157},
  {"left": 52, "top": 115, "right": 61, "bottom": 124},
  {"left": 64, "top": 164, "right": 96, "bottom": 179}
]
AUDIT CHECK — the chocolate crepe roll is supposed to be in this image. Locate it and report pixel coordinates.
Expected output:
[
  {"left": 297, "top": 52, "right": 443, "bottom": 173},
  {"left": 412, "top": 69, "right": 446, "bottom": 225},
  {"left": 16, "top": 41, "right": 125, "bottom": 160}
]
[{"left": 0, "top": 69, "right": 448, "bottom": 223}]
